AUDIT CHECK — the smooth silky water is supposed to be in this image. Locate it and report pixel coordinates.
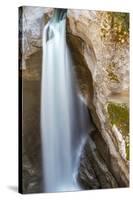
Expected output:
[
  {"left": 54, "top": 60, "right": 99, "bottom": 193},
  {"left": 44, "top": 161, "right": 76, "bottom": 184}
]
[{"left": 41, "top": 9, "right": 92, "bottom": 192}]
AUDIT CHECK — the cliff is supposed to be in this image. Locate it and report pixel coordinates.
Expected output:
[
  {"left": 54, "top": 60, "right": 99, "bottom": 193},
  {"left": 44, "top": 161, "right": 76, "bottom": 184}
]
[
  {"left": 66, "top": 10, "right": 129, "bottom": 188},
  {"left": 20, "top": 7, "right": 129, "bottom": 192}
]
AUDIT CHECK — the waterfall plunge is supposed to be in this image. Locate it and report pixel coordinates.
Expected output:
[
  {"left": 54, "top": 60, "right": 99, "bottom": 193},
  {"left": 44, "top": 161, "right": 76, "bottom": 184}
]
[{"left": 41, "top": 9, "right": 91, "bottom": 192}]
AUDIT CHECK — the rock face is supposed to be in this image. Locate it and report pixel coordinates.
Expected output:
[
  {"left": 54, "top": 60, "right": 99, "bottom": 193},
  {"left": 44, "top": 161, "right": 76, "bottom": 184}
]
[
  {"left": 66, "top": 10, "right": 129, "bottom": 188},
  {"left": 22, "top": 50, "right": 43, "bottom": 193},
  {"left": 19, "top": 6, "right": 53, "bottom": 69},
  {"left": 20, "top": 7, "right": 129, "bottom": 193}
]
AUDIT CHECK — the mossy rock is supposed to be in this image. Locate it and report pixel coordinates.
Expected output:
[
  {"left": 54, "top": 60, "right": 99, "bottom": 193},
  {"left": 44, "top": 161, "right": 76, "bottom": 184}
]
[
  {"left": 111, "top": 12, "right": 129, "bottom": 33},
  {"left": 107, "top": 102, "right": 129, "bottom": 160},
  {"left": 106, "top": 62, "right": 120, "bottom": 83},
  {"left": 101, "top": 12, "right": 129, "bottom": 44}
]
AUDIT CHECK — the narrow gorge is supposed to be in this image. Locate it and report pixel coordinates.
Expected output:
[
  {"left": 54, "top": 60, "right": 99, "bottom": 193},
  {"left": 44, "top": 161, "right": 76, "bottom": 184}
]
[{"left": 20, "top": 7, "right": 129, "bottom": 193}]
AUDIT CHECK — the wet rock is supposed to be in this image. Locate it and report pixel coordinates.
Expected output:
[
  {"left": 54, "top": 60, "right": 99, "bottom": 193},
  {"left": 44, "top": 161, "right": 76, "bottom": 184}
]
[{"left": 78, "top": 133, "right": 118, "bottom": 189}]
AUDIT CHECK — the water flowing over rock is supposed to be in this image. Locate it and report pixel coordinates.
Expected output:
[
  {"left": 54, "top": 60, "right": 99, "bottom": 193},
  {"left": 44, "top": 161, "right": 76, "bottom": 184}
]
[
  {"left": 20, "top": 7, "right": 129, "bottom": 193},
  {"left": 41, "top": 9, "right": 94, "bottom": 192}
]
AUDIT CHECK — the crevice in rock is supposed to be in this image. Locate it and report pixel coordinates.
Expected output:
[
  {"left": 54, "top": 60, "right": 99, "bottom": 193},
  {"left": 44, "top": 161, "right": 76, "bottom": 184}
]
[
  {"left": 66, "top": 32, "right": 101, "bottom": 130},
  {"left": 66, "top": 23, "right": 128, "bottom": 189},
  {"left": 77, "top": 133, "right": 118, "bottom": 189}
]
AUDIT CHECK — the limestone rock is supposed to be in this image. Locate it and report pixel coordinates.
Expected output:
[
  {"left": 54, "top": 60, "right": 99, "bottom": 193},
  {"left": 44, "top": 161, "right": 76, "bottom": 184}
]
[
  {"left": 19, "top": 7, "right": 53, "bottom": 69},
  {"left": 66, "top": 9, "right": 129, "bottom": 187},
  {"left": 20, "top": 8, "right": 129, "bottom": 192}
]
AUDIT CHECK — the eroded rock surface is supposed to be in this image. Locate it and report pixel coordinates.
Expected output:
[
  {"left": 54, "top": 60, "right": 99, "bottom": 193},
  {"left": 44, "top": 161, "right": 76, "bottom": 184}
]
[
  {"left": 66, "top": 10, "right": 129, "bottom": 187},
  {"left": 22, "top": 50, "right": 43, "bottom": 193},
  {"left": 19, "top": 6, "right": 53, "bottom": 69},
  {"left": 20, "top": 8, "right": 129, "bottom": 192}
]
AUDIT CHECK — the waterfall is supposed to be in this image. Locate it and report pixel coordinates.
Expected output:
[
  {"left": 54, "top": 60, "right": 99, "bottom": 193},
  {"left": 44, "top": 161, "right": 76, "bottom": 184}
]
[{"left": 41, "top": 8, "right": 91, "bottom": 192}]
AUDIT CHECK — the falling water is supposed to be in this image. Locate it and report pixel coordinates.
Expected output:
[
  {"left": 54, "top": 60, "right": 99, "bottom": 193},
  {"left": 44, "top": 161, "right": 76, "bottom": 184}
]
[{"left": 41, "top": 8, "right": 91, "bottom": 192}]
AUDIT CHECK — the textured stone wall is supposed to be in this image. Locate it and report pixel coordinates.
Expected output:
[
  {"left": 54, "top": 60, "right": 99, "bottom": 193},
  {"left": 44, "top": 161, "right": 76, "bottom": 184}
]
[
  {"left": 20, "top": 7, "right": 129, "bottom": 192},
  {"left": 19, "top": 6, "right": 53, "bottom": 69},
  {"left": 66, "top": 9, "right": 129, "bottom": 187}
]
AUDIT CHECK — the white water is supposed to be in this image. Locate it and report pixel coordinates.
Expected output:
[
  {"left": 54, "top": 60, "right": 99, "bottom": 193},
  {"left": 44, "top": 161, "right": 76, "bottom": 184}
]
[{"left": 41, "top": 9, "right": 91, "bottom": 192}]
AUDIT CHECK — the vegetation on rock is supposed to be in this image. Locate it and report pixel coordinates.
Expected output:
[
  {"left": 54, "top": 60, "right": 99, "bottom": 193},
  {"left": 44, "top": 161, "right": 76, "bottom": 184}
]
[
  {"left": 107, "top": 102, "right": 129, "bottom": 159},
  {"left": 101, "top": 12, "right": 129, "bottom": 44},
  {"left": 106, "top": 62, "right": 120, "bottom": 83}
]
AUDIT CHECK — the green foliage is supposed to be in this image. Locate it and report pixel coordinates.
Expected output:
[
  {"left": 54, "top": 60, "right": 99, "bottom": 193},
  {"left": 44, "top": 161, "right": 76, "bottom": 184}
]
[
  {"left": 108, "top": 102, "right": 129, "bottom": 135},
  {"left": 101, "top": 12, "right": 129, "bottom": 44},
  {"left": 107, "top": 102, "right": 129, "bottom": 159},
  {"left": 112, "top": 12, "right": 129, "bottom": 33}
]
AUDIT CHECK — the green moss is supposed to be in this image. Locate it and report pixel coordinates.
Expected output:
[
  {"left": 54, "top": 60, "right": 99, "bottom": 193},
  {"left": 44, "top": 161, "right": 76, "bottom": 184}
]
[
  {"left": 107, "top": 102, "right": 129, "bottom": 159},
  {"left": 112, "top": 12, "right": 129, "bottom": 33}
]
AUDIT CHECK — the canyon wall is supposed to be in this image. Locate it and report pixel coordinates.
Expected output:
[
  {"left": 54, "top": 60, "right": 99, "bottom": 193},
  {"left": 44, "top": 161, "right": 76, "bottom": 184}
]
[
  {"left": 66, "top": 10, "right": 129, "bottom": 188},
  {"left": 20, "top": 7, "right": 129, "bottom": 192}
]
